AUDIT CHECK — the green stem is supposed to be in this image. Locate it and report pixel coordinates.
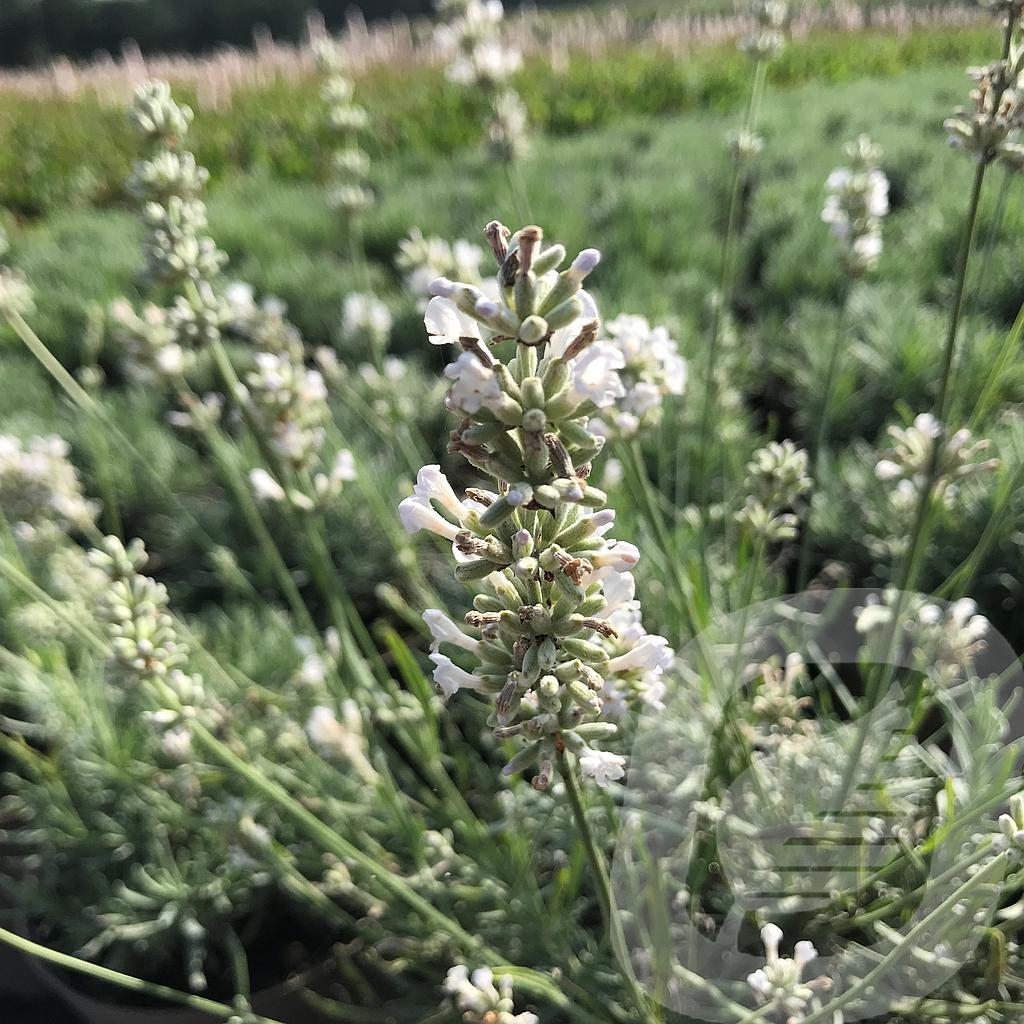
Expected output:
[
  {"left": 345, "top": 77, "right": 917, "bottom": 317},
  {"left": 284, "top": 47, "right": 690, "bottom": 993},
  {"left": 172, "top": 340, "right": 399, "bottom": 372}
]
[
  {"left": 937, "top": 460, "right": 1024, "bottom": 599},
  {"left": 557, "top": 747, "right": 653, "bottom": 1023},
  {"left": 0, "top": 555, "right": 108, "bottom": 652},
  {"left": 836, "top": 149, "right": 992, "bottom": 811},
  {"left": 187, "top": 718, "right": 495, "bottom": 962},
  {"left": 796, "top": 292, "right": 850, "bottom": 590},
  {"left": 796, "top": 850, "right": 1007, "bottom": 1024},
  {"left": 224, "top": 926, "right": 251, "bottom": 1001},
  {"left": 695, "top": 59, "right": 768, "bottom": 592},
  {"left": 5, "top": 310, "right": 99, "bottom": 412},
  {"left": 936, "top": 159, "right": 988, "bottom": 424},
  {"left": 200, "top": 421, "right": 318, "bottom": 635},
  {"left": 0, "top": 927, "right": 285, "bottom": 1024},
  {"left": 969, "top": 298, "right": 1024, "bottom": 431},
  {"left": 4, "top": 309, "right": 225, "bottom": 554}
]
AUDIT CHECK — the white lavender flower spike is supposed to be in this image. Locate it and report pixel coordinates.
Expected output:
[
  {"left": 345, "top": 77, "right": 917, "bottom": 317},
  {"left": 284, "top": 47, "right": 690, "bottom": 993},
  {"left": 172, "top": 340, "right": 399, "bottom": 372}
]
[{"left": 399, "top": 220, "right": 676, "bottom": 790}]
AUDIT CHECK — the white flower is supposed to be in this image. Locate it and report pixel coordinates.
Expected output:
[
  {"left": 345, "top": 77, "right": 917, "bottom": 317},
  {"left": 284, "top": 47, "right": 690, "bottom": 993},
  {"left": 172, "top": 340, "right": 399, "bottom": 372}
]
[
  {"left": 160, "top": 727, "right": 193, "bottom": 762},
  {"left": 306, "top": 702, "right": 376, "bottom": 782},
  {"left": 747, "top": 923, "right": 827, "bottom": 1020},
  {"left": 607, "top": 634, "right": 673, "bottom": 674},
  {"left": 330, "top": 450, "right": 357, "bottom": 484},
  {"left": 443, "top": 964, "right": 538, "bottom": 1024},
  {"left": 588, "top": 315, "right": 687, "bottom": 437},
  {"left": 603, "top": 458, "right": 624, "bottom": 488},
  {"left": 425, "top": 295, "right": 483, "bottom": 346},
  {"left": 579, "top": 747, "right": 626, "bottom": 787},
  {"left": 546, "top": 289, "right": 600, "bottom": 357},
  {"left": 342, "top": 292, "right": 392, "bottom": 342},
  {"left": 399, "top": 496, "right": 462, "bottom": 540},
  {"left": 413, "top": 464, "right": 471, "bottom": 521},
  {"left": 295, "top": 652, "right": 328, "bottom": 687},
  {"left": 567, "top": 341, "right": 626, "bottom": 409},
  {"left": 591, "top": 540, "right": 640, "bottom": 571},
  {"left": 822, "top": 136, "right": 889, "bottom": 274},
  {"left": 597, "top": 568, "right": 636, "bottom": 616},
  {"left": 444, "top": 351, "right": 502, "bottom": 413},
  {"left": 423, "top": 608, "right": 481, "bottom": 654},
  {"left": 307, "top": 705, "right": 353, "bottom": 758},
  {"left": 429, "top": 652, "right": 484, "bottom": 699},
  {"left": 998, "top": 794, "right": 1024, "bottom": 853}
]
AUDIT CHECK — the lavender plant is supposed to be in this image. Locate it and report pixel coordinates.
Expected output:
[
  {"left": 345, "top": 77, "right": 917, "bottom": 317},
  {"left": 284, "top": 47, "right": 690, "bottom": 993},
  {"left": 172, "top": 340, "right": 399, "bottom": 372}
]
[
  {"left": 434, "top": 0, "right": 529, "bottom": 161},
  {"left": 314, "top": 39, "right": 373, "bottom": 219},
  {"left": 4, "top": 7, "right": 1024, "bottom": 1024},
  {"left": 401, "top": 221, "right": 674, "bottom": 791}
]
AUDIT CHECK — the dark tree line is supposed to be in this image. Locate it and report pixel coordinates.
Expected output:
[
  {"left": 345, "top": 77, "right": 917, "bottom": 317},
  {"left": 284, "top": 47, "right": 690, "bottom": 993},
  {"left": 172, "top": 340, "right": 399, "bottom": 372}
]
[{"left": 1, "top": 0, "right": 570, "bottom": 68}]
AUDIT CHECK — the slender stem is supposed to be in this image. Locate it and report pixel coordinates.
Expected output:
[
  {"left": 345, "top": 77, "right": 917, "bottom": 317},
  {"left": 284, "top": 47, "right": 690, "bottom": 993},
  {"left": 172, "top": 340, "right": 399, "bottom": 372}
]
[
  {"left": 696, "top": 60, "right": 768, "bottom": 592},
  {"left": 797, "top": 850, "right": 1007, "bottom": 1024},
  {"left": 187, "top": 718, "right": 495, "bottom": 962},
  {"left": 199, "top": 421, "right": 318, "bottom": 635},
  {"left": 224, "top": 927, "right": 251, "bottom": 1002},
  {"left": 0, "top": 555, "right": 108, "bottom": 651},
  {"left": 4, "top": 310, "right": 224, "bottom": 554},
  {"left": 938, "top": 460, "right": 1024, "bottom": 599},
  {"left": 936, "top": 159, "right": 988, "bottom": 424},
  {"left": 5, "top": 310, "right": 99, "bottom": 412},
  {"left": 796, "top": 292, "right": 850, "bottom": 589},
  {"left": 0, "top": 927, "right": 285, "bottom": 1024},
  {"left": 557, "top": 747, "right": 653, "bottom": 1022},
  {"left": 969, "top": 297, "right": 1024, "bottom": 431},
  {"left": 836, "top": 147, "right": 992, "bottom": 809}
]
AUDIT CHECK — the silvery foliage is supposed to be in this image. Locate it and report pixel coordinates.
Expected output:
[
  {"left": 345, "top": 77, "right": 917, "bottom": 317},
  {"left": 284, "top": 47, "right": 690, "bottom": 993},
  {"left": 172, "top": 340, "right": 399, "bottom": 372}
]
[
  {"left": 434, "top": 0, "right": 529, "bottom": 161},
  {"left": 735, "top": 439, "right": 811, "bottom": 542},
  {"left": 822, "top": 135, "right": 890, "bottom": 275},
  {"left": 314, "top": 39, "right": 374, "bottom": 215},
  {"left": 400, "top": 221, "right": 674, "bottom": 790},
  {"left": 740, "top": 0, "right": 788, "bottom": 62},
  {"left": 0, "top": 224, "right": 33, "bottom": 319},
  {"left": 0, "top": 434, "right": 97, "bottom": 547}
]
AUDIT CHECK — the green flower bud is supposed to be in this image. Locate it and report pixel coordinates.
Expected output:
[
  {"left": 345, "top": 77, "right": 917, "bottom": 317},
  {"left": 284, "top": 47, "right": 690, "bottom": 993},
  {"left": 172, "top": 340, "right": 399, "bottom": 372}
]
[
  {"left": 521, "top": 408, "right": 547, "bottom": 433},
  {"left": 518, "top": 315, "right": 548, "bottom": 345},
  {"left": 501, "top": 741, "right": 542, "bottom": 777},
  {"left": 543, "top": 295, "right": 584, "bottom": 331},
  {"left": 533, "top": 484, "right": 560, "bottom": 509},
  {"left": 532, "top": 243, "right": 566, "bottom": 277},
  {"left": 560, "top": 637, "right": 610, "bottom": 664},
  {"left": 521, "top": 376, "right": 546, "bottom": 411},
  {"left": 514, "top": 273, "right": 536, "bottom": 319},
  {"left": 480, "top": 495, "right": 519, "bottom": 528},
  {"left": 456, "top": 559, "right": 506, "bottom": 582}
]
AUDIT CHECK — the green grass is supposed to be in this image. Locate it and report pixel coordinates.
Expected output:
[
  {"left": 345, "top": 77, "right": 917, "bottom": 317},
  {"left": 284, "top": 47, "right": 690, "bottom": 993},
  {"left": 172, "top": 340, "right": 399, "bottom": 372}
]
[
  {"left": 5, "top": 55, "right": 1024, "bottom": 646},
  {"left": 0, "top": 24, "right": 994, "bottom": 217}
]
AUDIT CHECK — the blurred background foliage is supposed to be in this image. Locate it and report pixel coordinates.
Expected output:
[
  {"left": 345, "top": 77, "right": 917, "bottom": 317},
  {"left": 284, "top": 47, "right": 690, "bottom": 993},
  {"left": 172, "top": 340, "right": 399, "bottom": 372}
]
[{"left": 1, "top": 0, "right": 594, "bottom": 67}]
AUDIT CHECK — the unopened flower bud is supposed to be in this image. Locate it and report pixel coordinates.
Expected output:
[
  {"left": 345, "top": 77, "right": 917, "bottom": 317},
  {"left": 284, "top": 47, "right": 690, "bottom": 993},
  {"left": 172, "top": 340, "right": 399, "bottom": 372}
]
[{"left": 518, "top": 315, "right": 548, "bottom": 345}]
